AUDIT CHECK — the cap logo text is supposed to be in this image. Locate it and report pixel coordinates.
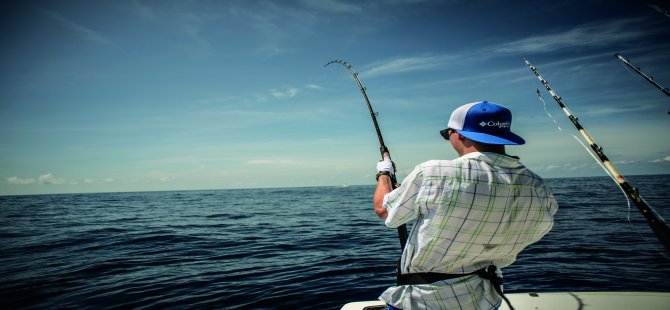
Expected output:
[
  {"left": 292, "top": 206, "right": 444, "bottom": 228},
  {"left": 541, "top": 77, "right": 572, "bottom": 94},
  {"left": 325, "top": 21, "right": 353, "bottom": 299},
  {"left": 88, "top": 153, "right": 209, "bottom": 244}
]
[{"left": 479, "top": 121, "right": 510, "bottom": 128}]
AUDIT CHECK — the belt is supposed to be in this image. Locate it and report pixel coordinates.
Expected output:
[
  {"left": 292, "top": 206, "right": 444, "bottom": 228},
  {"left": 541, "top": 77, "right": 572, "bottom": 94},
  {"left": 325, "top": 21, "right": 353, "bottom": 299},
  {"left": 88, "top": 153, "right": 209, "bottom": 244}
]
[
  {"left": 396, "top": 265, "right": 514, "bottom": 310},
  {"left": 396, "top": 269, "right": 481, "bottom": 285}
]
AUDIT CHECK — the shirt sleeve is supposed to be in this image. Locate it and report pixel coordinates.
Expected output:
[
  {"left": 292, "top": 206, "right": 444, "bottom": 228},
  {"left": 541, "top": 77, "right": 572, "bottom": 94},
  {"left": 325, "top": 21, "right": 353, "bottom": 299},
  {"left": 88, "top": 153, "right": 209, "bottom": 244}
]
[{"left": 384, "top": 164, "right": 423, "bottom": 228}]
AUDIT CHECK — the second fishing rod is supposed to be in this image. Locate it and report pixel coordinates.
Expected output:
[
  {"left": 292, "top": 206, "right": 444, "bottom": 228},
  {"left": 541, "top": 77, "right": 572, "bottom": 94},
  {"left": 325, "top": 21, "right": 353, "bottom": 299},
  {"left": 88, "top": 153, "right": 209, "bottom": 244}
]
[{"left": 525, "top": 58, "right": 670, "bottom": 254}]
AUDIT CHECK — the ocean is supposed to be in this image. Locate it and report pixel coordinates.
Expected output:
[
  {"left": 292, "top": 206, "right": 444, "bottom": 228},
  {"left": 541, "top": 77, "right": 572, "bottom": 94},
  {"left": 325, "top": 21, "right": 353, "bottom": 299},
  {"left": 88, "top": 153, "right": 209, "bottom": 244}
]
[{"left": 1, "top": 175, "right": 669, "bottom": 309}]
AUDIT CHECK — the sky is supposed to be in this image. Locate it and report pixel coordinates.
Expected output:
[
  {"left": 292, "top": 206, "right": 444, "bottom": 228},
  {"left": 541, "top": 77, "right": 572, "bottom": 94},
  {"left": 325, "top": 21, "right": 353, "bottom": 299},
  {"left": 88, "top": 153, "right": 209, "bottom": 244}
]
[{"left": 1, "top": 0, "right": 670, "bottom": 195}]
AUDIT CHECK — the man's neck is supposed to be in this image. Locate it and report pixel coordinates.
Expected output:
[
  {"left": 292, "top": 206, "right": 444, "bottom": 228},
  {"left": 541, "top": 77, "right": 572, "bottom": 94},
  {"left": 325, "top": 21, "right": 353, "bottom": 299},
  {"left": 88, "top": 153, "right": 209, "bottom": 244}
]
[{"left": 459, "top": 144, "right": 506, "bottom": 156}]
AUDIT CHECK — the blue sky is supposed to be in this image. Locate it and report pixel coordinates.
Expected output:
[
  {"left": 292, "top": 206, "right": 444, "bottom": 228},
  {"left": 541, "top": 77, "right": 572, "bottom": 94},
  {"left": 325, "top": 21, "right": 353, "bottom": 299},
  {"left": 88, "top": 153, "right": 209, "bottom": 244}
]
[{"left": 2, "top": 0, "right": 670, "bottom": 195}]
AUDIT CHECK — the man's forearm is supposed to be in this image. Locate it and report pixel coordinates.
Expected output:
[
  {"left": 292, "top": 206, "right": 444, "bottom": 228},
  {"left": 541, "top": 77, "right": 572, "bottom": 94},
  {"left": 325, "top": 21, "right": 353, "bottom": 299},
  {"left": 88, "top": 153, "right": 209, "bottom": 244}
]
[{"left": 374, "top": 175, "right": 393, "bottom": 219}]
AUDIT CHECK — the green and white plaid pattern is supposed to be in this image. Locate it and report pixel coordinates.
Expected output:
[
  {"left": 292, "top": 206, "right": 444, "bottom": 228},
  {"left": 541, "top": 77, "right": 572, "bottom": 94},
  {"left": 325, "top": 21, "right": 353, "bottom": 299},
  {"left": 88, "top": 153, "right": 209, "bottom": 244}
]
[{"left": 380, "top": 152, "right": 558, "bottom": 309}]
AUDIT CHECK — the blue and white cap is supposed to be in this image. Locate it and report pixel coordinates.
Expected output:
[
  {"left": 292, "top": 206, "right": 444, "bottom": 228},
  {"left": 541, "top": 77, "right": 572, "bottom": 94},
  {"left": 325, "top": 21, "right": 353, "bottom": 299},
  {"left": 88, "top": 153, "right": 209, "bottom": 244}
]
[{"left": 447, "top": 101, "right": 525, "bottom": 145}]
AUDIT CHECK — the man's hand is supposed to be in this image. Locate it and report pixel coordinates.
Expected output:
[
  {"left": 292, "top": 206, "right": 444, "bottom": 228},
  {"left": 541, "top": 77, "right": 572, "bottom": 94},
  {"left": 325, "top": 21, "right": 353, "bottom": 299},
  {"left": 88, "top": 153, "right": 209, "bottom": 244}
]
[{"left": 376, "top": 153, "right": 395, "bottom": 177}]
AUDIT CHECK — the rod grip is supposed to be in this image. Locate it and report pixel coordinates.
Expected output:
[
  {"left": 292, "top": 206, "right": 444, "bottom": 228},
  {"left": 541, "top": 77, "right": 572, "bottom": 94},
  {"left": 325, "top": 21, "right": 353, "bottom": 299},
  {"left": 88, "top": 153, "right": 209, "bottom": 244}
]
[{"left": 380, "top": 145, "right": 389, "bottom": 156}]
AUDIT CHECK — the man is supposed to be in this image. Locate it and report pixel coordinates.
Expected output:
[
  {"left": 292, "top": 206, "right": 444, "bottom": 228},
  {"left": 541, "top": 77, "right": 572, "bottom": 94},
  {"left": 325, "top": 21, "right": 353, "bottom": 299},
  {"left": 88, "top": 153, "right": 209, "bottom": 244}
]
[{"left": 373, "top": 101, "right": 558, "bottom": 310}]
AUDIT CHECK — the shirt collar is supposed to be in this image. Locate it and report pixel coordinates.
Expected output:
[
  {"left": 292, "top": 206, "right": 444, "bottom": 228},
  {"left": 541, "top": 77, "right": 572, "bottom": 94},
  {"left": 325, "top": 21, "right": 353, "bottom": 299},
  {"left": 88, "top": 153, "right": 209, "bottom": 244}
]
[{"left": 459, "top": 151, "right": 523, "bottom": 169}]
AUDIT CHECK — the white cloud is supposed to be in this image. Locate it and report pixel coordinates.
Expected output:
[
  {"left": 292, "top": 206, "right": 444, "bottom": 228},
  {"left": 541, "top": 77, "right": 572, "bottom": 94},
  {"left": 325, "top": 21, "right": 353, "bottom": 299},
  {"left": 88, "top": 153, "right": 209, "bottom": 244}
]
[
  {"left": 580, "top": 104, "right": 657, "bottom": 117},
  {"left": 362, "top": 17, "right": 658, "bottom": 79},
  {"left": 7, "top": 176, "right": 36, "bottom": 185},
  {"left": 131, "top": 0, "right": 158, "bottom": 20},
  {"left": 544, "top": 165, "right": 562, "bottom": 171},
  {"left": 247, "top": 159, "right": 296, "bottom": 165},
  {"left": 651, "top": 156, "right": 670, "bottom": 163},
  {"left": 270, "top": 87, "right": 300, "bottom": 98},
  {"left": 492, "top": 17, "right": 651, "bottom": 54},
  {"left": 38, "top": 173, "right": 66, "bottom": 185},
  {"left": 43, "top": 10, "right": 113, "bottom": 46},
  {"left": 299, "top": 0, "right": 362, "bottom": 14},
  {"left": 364, "top": 55, "right": 455, "bottom": 77},
  {"left": 305, "top": 84, "right": 323, "bottom": 90},
  {"left": 540, "top": 162, "right": 592, "bottom": 172},
  {"left": 227, "top": 1, "right": 319, "bottom": 57}
]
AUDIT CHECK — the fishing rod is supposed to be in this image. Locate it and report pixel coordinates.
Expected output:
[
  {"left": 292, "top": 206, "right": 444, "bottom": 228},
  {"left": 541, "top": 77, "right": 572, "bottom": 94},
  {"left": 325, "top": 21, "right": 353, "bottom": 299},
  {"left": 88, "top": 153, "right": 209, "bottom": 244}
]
[
  {"left": 648, "top": 2, "right": 670, "bottom": 19},
  {"left": 614, "top": 53, "right": 670, "bottom": 114},
  {"left": 524, "top": 59, "right": 670, "bottom": 254},
  {"left": 325, "top": 59, "right": 409, "bottom": 250}
]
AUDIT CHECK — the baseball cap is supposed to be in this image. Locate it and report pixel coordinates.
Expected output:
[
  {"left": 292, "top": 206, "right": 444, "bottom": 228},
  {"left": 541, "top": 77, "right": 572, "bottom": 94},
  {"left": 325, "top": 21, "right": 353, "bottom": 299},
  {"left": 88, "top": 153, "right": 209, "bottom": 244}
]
[{"left": 445, "top": 101, "right": 525, "bottom": 145}]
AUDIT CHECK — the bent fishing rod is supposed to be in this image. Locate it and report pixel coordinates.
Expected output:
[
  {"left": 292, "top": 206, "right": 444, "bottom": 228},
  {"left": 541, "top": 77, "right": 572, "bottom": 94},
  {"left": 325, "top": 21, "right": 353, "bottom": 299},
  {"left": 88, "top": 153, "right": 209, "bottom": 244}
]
[
  {"left": 614, "top": 53, "right": 670, "bottom": 114},
  {"left": 325, "top": 59, "right": 409, "bottom": 250},
  {"left": 525, "top": 59, "right": 670, "bottom": 254}
]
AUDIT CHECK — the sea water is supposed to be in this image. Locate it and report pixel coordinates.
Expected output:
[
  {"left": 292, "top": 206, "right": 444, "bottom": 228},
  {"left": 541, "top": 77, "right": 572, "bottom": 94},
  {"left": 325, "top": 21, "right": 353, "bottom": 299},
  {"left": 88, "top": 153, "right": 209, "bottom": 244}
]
[{"left": 1, "top": 175, "right": 669, "bottom": 309}]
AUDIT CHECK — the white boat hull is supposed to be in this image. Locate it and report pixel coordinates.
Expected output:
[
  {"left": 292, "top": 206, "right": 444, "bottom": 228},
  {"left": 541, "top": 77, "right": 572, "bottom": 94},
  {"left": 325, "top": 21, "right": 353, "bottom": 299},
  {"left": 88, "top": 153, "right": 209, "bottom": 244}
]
[{"left": 340, "top": 291, "right": 670, "bottom": 310}]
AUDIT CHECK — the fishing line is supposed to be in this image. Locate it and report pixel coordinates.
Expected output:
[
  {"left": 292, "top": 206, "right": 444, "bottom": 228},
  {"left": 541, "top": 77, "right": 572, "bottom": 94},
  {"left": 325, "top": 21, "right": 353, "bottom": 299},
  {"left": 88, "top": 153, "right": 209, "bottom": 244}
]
[
  {"left": 532, "top": 81, "right": 635, "bottom": 218},
  {"left": 533, "top": 85, "right": 616, "bottom": 182},
  {"left": 527, "top": 65, "right": 624, "bottom": 180},
  {"left": 527, "top": 70, "right": 608, "bottom": 178},
  {"left": 535, "top": 89, "right": 564, "bottom": 132}
]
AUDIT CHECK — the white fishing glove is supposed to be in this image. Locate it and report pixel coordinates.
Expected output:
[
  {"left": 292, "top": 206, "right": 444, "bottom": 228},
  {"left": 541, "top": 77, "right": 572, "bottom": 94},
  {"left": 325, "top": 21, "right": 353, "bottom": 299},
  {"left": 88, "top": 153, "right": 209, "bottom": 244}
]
[{"left": 376, "top": 156, "right": 395, "bottom": 180}]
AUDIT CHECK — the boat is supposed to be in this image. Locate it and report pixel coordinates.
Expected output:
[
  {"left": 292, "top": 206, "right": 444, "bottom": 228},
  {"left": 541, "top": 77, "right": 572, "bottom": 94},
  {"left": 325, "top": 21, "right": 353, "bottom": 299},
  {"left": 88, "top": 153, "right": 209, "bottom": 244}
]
[{"left": 340, "top": 291, "right": 670, "bottom": 309}]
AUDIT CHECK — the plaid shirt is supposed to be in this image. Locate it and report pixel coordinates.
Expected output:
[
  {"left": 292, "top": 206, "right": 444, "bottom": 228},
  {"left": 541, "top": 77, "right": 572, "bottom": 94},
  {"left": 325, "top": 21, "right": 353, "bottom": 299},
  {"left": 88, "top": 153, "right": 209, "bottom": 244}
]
[{"left": 380, "top": 152, "right": 558, "bottom": 309}]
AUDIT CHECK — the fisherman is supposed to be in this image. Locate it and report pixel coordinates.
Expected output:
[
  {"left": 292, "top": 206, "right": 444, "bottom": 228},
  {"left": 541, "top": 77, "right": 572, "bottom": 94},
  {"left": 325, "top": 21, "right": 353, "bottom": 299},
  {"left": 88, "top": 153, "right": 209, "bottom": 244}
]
[{"left": 373, "top": 101, "right": 558, "bottom": 310}]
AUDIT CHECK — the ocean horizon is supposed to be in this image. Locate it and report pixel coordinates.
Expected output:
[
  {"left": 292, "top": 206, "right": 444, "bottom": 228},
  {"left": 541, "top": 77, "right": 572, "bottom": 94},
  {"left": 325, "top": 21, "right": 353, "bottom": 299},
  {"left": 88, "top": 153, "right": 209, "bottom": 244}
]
[{"left": 3, "top": 173, "right": 668, "bottom": 197}]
